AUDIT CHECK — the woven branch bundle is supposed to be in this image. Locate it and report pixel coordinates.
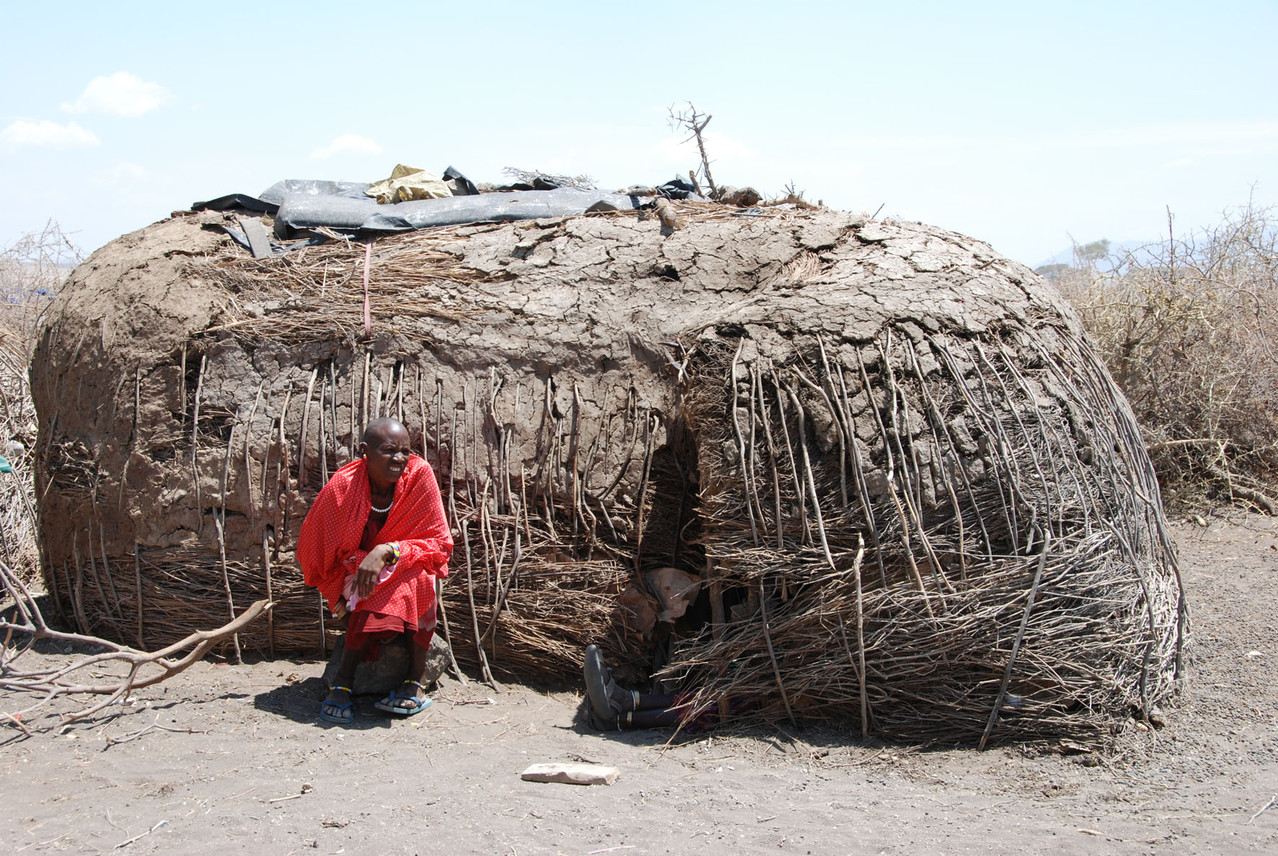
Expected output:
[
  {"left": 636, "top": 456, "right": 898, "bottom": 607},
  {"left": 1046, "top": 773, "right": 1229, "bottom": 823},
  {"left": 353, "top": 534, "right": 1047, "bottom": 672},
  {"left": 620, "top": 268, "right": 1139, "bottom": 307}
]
[{"left": 672, "top": 328, "right": 1182, "bottom": 741}]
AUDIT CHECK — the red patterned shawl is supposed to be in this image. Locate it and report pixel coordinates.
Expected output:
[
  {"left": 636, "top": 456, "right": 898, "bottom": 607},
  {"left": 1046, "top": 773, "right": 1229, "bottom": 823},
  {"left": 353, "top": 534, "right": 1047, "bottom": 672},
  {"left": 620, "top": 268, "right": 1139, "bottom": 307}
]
[{"left": 297, "top": 455, "right": 452, "bottom": 624}]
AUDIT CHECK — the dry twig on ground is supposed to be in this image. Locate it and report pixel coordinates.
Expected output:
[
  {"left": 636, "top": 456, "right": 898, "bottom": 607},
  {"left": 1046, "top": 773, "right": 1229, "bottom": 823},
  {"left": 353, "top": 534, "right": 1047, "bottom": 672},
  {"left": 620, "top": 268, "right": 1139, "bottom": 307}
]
[{"left": 0, "top": 556, "right": 270, "bottom": 733}]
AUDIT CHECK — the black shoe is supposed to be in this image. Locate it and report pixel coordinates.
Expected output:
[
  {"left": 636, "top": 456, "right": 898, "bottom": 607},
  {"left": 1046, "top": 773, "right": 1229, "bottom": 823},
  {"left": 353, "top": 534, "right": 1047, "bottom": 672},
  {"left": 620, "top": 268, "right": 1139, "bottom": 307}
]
[
  {"left": 584, "top": 644, "right": 623, "bottom": 720},
  {"left": 587, "top": 707, "right": 621, "bottom": 731}
]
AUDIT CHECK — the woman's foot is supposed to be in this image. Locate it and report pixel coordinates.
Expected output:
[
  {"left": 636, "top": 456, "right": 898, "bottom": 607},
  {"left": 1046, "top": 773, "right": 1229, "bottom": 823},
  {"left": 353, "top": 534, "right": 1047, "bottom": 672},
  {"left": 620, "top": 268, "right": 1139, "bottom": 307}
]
[
  {"left": 375, "top": 680, "right": 432, "bottom": 716},
  {"left": 320, "top": 686, "right": 354, "bottom": 724}
]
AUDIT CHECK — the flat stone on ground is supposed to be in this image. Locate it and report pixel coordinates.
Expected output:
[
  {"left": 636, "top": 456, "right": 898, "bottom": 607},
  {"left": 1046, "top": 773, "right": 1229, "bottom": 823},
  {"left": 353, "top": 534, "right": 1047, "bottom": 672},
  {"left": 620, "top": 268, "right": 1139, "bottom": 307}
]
[{"left": 520, "top": 762, "right": 620, "bottom": 786}]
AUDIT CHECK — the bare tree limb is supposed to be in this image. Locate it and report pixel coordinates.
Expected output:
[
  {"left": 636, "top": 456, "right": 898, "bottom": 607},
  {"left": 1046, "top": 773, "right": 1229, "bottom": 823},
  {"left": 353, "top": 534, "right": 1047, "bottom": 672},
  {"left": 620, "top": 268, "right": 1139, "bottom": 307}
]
[
  {"left": 668, "top": 102, "right": 718, "bottom": 198},
  {"left": 1, "top": 558, "right": 271, "bottom": 731}
]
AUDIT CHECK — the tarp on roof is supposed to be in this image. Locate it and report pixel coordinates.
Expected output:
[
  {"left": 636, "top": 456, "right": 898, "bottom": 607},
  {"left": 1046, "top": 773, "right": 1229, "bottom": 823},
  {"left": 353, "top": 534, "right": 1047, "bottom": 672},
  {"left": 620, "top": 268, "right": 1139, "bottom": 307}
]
[{"left": 272, "top": 187, "right": 643, "bottom": 236}]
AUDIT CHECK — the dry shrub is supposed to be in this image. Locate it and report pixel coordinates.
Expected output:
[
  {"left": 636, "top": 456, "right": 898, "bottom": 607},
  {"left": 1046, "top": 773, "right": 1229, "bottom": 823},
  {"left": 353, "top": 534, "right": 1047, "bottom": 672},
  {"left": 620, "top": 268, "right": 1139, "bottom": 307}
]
[
  {"left": 1055, "top": 202, "right": 1278, "bottom": 511},
  {"left": 0, "top": 222, "right": 79, "bottom": 587}
]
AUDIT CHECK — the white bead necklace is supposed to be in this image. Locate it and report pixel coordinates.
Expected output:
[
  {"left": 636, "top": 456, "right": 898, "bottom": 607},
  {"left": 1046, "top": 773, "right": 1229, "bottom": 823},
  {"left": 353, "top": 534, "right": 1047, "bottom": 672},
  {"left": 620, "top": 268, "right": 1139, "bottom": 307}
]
[{"left": 371, "top": 499, "right": 393, "bottom": 514}]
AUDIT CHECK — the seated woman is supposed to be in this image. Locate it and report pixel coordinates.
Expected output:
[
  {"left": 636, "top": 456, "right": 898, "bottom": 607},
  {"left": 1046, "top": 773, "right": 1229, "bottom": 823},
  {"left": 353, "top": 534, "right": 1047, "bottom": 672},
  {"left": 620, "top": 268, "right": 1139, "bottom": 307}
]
[{"left": 297, "top": 417, "right": 453, "bottom": 724}]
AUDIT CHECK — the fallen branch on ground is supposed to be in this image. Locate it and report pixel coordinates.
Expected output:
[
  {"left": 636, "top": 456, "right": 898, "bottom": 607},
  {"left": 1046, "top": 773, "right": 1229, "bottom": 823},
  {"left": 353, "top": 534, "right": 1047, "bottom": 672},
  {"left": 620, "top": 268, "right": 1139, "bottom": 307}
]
[
  {"left": 1248, "top": 793, "right": 1277, "bottom": 825},
  {"left": 105, "top": 714, "right": 209, "bottom": 746},
  {"left": 0, "top": 558, "right": 270, "bottom": 732}
]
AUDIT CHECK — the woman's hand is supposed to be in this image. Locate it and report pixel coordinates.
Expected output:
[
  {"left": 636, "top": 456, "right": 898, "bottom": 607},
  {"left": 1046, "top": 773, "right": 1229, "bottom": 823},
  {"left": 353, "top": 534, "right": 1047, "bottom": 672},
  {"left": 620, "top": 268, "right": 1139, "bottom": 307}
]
[{"left": 354, "top": 544, "right": 397, "bottom": 598}]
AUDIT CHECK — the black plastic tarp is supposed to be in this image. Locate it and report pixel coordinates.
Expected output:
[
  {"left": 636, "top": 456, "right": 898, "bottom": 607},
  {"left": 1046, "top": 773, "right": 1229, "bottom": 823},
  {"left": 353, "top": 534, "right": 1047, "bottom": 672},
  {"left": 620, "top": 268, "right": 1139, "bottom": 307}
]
[
  {"left": 273, "top": 188, "right": 642, "bottom": 236},
  {"left": 258, "top": 179, "right": 372, "bottom": 206}
]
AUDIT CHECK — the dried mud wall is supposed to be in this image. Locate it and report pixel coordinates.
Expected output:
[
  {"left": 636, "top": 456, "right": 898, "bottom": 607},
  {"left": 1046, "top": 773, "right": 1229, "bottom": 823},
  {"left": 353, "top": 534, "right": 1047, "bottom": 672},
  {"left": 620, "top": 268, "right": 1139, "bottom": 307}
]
[{"left": 32, "top": 204, "right": 1185, "bottom": 741}]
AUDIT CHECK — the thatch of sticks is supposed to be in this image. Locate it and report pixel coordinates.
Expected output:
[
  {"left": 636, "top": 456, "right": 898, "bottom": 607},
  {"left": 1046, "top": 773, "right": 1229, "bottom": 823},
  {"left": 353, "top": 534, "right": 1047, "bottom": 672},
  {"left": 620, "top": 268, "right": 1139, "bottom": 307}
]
[{"left": 29, "top": 201, "right": 1187, "bottom": 743}]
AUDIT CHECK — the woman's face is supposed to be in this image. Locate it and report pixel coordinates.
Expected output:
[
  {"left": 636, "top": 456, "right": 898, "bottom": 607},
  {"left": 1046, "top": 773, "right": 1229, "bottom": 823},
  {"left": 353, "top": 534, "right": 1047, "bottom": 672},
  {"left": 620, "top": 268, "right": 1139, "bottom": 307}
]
[{"left": 362, "top": 424, "right": 412, "bottom": 490}]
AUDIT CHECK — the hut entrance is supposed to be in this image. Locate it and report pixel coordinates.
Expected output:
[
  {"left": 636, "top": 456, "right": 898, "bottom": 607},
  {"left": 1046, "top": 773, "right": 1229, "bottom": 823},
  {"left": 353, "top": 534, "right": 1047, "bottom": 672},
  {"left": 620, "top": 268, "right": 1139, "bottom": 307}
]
[
  {"left": 636, "top": 414, "right": 704, "bottom": 578},
  {"left": 630, "top": 411, "right": 712, "bottom": 680}
]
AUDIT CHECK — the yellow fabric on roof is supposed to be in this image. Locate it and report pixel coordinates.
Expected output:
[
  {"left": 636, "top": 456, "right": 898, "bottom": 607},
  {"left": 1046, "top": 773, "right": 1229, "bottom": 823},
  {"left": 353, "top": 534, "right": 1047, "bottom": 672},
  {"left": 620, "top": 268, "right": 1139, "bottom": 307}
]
[{"left": 365, "top": 164, "right": 453, "bottom": 204}]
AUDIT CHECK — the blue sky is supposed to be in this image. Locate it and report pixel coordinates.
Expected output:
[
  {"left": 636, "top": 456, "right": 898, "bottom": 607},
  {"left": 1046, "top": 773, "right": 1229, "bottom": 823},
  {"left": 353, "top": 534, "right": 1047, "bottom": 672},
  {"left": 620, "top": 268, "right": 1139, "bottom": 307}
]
[{"left": 1, "top": 1, "right": 1275, "bottom": 266}]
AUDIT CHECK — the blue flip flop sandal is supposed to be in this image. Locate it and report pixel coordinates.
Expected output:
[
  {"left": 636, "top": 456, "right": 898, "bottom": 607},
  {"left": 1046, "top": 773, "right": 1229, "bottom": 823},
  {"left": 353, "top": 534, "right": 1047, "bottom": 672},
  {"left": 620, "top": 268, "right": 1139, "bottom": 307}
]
[
  {"left": 375, "top": 680, "right": 432, "bottom": 716},
  {"left": 320, "top": 685, "right": 355, "bottom": 725}
]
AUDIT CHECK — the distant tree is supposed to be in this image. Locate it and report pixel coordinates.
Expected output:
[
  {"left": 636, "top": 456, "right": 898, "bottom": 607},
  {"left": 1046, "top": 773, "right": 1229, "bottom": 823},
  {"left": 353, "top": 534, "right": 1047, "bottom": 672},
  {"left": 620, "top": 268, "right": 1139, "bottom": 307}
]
[
  {"left": 1073, "top": 238, "right": 1112, "bottom": 267},
  {"left": 1077, "top": 239, "right": 1110, "bottom": 259},
  {"left": 0, "top": 221, "right": 78, "bottom": 587},
  {"left": 1034, "top": 262, "right": 1072, "bottom": 283}
]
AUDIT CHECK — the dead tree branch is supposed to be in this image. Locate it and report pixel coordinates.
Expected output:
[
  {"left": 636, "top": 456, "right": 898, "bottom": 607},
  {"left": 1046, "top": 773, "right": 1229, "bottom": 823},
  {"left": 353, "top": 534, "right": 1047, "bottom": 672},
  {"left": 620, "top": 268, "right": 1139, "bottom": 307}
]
[
  {"left": 669, "top": 102, "right": 718, "bottom": 199},
  {"left": 1, "top": 558, "right": 270, "bottom": 731}
]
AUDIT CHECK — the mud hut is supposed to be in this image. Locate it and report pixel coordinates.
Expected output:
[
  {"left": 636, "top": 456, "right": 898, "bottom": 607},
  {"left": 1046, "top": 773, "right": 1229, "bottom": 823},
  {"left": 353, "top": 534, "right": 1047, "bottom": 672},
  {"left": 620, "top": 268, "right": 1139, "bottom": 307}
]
[{"left": 31, "top": 195, "right": 1186, "bottom": 742}]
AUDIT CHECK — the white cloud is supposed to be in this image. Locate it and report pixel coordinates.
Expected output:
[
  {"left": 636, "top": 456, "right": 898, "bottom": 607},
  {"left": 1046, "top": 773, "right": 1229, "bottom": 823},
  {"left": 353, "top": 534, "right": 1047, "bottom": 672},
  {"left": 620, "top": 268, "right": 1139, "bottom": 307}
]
[
  {"left": 0, "top": 119, "right": 100, "bottom": 151},
  {"left": 61, "top": 72, "right": 173, "bottom": 117},
  {"left": 311, "top": 135, "right": 384, "bottom": 159}
]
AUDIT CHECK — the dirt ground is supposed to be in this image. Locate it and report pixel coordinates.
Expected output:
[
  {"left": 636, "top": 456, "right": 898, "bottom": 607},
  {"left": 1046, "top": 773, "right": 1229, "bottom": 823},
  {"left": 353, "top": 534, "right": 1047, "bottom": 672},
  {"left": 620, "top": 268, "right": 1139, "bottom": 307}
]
[{"left": 3, "top": 512, "right": 1276, "bottom": 856}]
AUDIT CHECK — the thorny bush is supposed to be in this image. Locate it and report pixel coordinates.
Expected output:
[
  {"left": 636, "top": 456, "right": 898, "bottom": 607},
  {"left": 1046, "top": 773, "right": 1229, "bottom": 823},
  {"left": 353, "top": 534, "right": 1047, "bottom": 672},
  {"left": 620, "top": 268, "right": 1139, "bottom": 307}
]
[
  {"left": 1053, "top": 201, "right": 1278, "bottom": 512},
  {"left": 0, "top": 222, "right": 79, "bottom": 587}
]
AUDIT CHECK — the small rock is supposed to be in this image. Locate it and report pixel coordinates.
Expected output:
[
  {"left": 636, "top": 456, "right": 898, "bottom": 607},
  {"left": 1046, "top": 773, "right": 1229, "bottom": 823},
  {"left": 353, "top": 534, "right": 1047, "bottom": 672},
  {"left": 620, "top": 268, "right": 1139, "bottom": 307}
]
[
  {"left": 321, "top": 633, "right": 450, "bottom": 696},
  {"left": 719, "top": 186, "right": 762, "bottom": 207},
  {"left": 521, "top": 762, "right": 620, "bottom": 786}
]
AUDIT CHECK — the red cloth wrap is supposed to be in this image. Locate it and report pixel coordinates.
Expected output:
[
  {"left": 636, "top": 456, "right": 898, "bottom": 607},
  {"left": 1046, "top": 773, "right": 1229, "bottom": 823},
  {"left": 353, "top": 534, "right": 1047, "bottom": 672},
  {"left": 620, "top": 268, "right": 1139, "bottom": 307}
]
[
  {"left": 344, "top": 602, "right": 437, "bottom": 653},
  {"left": 298, "top": 455, "right": 452, "bottom": 627}
]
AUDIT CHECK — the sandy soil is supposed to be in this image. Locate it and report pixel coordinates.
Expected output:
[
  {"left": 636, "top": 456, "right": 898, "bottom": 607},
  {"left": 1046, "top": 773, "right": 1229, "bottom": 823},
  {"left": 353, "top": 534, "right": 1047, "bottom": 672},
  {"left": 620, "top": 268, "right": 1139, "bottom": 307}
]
[{"left": 3, "top": 512, "right": 1276, "bottom": 856}]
